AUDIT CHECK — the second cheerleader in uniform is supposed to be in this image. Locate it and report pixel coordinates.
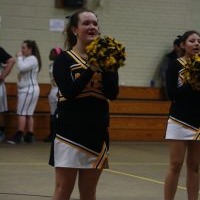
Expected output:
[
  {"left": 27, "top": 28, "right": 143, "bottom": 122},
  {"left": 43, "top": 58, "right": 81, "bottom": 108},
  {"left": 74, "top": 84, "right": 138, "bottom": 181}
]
[{"left": 164, "top": 30, "right": 200, "bottom": 200}]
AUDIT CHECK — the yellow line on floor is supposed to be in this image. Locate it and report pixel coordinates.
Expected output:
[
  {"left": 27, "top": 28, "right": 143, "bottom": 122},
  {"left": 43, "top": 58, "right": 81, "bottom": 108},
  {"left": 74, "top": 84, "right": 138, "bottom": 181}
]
[
  {"left": 0, "top": 162, "right": 47, "bottom": 166},
  {"left": 0, "top": 162, "right": 189, "bottom": 192},
  {"left": 110, "top": 162, "right": 168, "bottom": 165},
  {"left": 0, "top": 162, "right": 168, "bottom": 166},
  {"left": 106, "top": 169, "right": 187, "bottom": 191}
]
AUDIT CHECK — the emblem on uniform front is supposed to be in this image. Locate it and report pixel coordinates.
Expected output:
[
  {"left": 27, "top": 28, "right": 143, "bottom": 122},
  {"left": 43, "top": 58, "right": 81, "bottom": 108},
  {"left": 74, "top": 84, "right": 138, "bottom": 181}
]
[
  {"left": 86, "top": 72, "right": 102, "bottom": 89},
  {"left": 75, "top": 73, "right": 81, "bottom": 79}
]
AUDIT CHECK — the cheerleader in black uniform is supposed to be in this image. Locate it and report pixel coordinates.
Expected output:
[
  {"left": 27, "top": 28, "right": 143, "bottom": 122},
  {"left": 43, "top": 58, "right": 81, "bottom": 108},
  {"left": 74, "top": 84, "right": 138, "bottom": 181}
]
[
  {"left": 49, "top": 9, "right": 119, "bottom": 200},
  {"left": 164, "top": 31, "right": 200, "bottom": 200}
]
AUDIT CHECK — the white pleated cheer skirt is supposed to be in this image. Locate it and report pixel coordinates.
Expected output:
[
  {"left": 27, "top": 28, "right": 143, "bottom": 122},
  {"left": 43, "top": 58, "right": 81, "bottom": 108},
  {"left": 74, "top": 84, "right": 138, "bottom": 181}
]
[
  {"left": 165, "top": 117, "right": 200, "bottom": 140},
  {"left": 51, "top": 136, "right": 109, "bottom": 169}
]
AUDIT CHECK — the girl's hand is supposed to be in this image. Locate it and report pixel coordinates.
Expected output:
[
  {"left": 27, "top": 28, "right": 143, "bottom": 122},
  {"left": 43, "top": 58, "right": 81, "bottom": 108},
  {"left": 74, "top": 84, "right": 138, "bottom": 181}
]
[
  {"left": 89, "top": 65, "right": 103, "bottom": 72},
  {"left": 16, "top": 52, "right": 22, "bottom": 57},
  {"left": 193, "top": 82, "right": 200, "bottom": 91}
]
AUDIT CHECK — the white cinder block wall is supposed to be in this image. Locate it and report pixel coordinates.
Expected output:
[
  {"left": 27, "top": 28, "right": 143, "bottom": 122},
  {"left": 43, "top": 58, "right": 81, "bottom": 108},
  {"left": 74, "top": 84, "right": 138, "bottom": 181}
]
[{"left": 0, "top": 0, "right": 200, "bottom": 86}]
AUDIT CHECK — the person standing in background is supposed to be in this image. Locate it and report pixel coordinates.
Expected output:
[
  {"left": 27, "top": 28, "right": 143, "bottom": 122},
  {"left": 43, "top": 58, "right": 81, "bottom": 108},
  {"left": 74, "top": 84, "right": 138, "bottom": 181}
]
[
  {"left": 0, "top": 47, "right": 15, "bottom": 142},
  {"left": 44, "top": 47, "right": 62, "bottom": 142},
  {"left": 7, "top": 40, "right": 42, "bottom": 144},
  {"left": 164, "top": 30, "right": 200, "bottom": 200},
  {"left": 159, "top": 36, "right": 182, "bottom": 99}
]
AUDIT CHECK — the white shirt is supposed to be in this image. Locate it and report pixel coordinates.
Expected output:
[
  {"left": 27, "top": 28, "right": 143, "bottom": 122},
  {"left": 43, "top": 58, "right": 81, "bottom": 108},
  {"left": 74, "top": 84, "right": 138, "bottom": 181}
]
[{"left": 17, "top": 55, "right": 39, "bottom": 91}]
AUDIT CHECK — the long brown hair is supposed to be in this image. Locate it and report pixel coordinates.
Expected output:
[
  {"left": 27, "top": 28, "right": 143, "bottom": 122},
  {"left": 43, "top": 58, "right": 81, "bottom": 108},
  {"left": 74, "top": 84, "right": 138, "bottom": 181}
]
[
  {"left": 63, "top": 8, "right": 97, "bottom": 49},
  {"left": 23, "top": 40, "right": 42, "bottom": 72}
]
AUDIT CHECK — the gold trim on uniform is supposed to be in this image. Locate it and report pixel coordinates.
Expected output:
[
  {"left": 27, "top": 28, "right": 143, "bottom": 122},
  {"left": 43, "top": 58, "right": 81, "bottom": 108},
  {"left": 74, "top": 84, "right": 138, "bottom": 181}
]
[
  {"left": 177, "top": 58, "right": 187, "bottom": 87},
  {"left": 67, "top": 50, "right": 88, "bottom": 69},
  {"left": 92, "top": 142, "right": 108, "bottom": 169},
  {"left": 179, "top": 69, "right": 185, "bottom": 82},
  {"left": 193, "top": 131, "right": 200, "bottom": 140},
  {"left": 177, "top": 58, "right": 187, "bottom": 67}
]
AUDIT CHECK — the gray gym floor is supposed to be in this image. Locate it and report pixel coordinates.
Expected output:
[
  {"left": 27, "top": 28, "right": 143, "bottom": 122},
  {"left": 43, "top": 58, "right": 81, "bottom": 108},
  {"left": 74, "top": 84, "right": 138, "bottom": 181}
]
[{"left": 0, "top": 142, "right": 190, "bottom": 200}]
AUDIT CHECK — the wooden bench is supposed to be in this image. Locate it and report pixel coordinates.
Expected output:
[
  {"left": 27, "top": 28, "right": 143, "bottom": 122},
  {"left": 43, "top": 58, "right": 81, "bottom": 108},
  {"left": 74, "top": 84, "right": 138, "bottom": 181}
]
[
  {"left": 110, "top": 115, "right": 168, "bottom": 141},
  {"left": 7, "top": 98, "right": 170, "bottom": 115},
  {"left": 4, "top": 83, "right": 170, "bottom": 141},
  {"left": 117, "top": 86, "right": 166, "bottom": 100},
  {"left": 110, "top": 100, "right": 170, "bottom": 115}
]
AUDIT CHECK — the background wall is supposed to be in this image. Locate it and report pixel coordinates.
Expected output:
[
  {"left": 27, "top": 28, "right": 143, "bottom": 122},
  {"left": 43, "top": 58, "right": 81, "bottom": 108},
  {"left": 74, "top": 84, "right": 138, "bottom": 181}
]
[{"left": 0, "top": 0, "right": 200, "bottom": 86}]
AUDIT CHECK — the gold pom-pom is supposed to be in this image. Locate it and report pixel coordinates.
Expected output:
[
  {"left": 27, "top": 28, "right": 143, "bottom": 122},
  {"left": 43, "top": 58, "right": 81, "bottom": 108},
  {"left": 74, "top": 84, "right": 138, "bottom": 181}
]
[
  {"left": 86, "top": 36, "right": 126, "bottom": 71},
  {"left": 182, "top": 54, "right": 200, "bottom": 91}
]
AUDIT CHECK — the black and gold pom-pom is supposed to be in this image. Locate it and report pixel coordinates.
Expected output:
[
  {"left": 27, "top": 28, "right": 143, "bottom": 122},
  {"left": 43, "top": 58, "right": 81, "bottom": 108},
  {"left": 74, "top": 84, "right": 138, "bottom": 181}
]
[{"left": 86, "top": 36, "right": 126, "bottom": 71}]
